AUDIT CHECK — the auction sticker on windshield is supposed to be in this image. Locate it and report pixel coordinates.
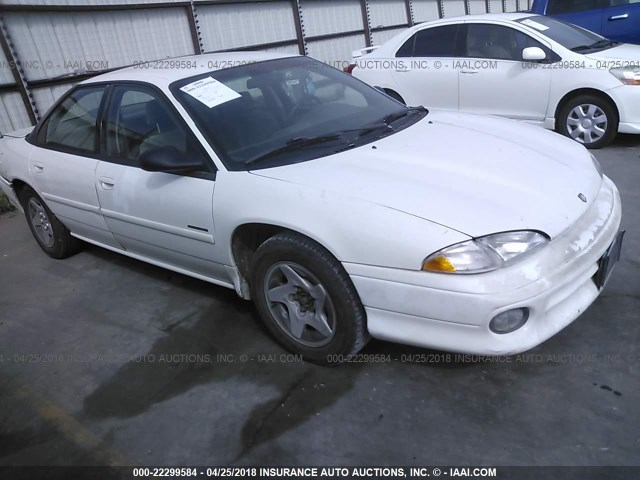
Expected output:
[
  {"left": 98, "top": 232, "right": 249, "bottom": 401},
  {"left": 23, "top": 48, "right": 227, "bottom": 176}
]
[
  {"left": 520, "top": 18, "right": 550, "bottom": 31},
  {"left": 179, "top": 76, "right": 241, "bottom": 108}
]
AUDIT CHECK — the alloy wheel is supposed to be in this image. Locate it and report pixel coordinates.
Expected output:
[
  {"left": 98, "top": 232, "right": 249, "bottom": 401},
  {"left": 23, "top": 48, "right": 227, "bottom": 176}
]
[
  {"left": 263, "top": 261, "right": 337, "bottom": 347},
  {"left": 28, "top": 198, "right": 55, "bottom": 248}
]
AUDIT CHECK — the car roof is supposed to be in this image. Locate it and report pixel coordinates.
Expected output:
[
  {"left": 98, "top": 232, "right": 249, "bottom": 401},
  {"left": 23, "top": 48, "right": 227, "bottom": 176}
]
[
  {"left": 81, "top": 51, "right": 299, "bottom": 88},
  {"left": 418, "top": 12, "right": 535, "bottom": 25}
]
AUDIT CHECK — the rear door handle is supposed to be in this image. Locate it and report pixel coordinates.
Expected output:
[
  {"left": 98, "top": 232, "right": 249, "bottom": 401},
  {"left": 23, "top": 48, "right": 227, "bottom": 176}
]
[
  {"left": 99, "top": 177, "right": 115, "bottom": 190},
  {"left": 395, "top": 67, "right": 410, "bottom": 73},
  {"left": 460, "top": 70, "right": 479, "bottom": 75},
  {"left": 33, "top": 162, "right": 44, "bottom": 173},
  {"left": 609, "top": 13, "right": 629, "bottom": 20}
]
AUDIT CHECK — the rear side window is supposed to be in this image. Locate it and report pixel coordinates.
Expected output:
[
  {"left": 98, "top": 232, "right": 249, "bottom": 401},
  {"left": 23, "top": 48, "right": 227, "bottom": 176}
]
[
  {"left": 396, "top": 25, "right": 459, "bottom": 57},
  {"left": 43, "top": 86, "right": 105, "bottom": 154},
  {"left": 609, "top": 0, "right": 640, "bottom": 5},
  {"left": 547, "top": 0, "right": 601, "bottom": 13}
]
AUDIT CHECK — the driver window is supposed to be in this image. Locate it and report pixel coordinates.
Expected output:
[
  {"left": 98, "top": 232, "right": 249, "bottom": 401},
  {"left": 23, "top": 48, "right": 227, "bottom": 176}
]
[
  {"left": 465, "top": 24, "right": 545, "bottom": 61},
  {"left": 104, "top": 85, "right": 203, "bottom": 167}
]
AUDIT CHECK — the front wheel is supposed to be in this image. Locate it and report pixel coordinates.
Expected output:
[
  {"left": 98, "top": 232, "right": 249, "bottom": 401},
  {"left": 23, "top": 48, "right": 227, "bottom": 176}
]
[
  {"left": 556, "top": 95, "right": 617, "bottom": 149},
  {"left": 251, "top": 232, "right": 369, "bottom": 364},
  {"left": 20, "top": 186, "right": 83, "bottom": 259}
]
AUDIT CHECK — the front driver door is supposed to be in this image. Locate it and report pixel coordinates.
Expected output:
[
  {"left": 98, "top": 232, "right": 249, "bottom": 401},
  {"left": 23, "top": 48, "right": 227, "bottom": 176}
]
[
  {"left": 95, "top": 83, "right": 224, "bottom": 280},
  {"left": 545, "top": 0, "right": 605, "bottom": 33},
  {"left": 458, "top": 23, "right": 552, "bottom": 121},
  {"left": 601, "top": 0, "right": 640, "bottom": 44}
]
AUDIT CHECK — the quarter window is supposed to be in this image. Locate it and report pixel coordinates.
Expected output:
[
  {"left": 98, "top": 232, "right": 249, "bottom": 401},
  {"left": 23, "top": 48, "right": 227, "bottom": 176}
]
[
  {"left": 396, "top": 25, "right": 459, "bottom": 57},
  {"left": 44, "top": 86, "right": 105, "bottom": 153}
]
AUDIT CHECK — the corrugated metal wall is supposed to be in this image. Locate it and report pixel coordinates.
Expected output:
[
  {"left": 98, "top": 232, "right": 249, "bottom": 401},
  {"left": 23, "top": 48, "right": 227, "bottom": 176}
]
[{"left": 0, "top": 0, "right": 530, "bottom": 132}]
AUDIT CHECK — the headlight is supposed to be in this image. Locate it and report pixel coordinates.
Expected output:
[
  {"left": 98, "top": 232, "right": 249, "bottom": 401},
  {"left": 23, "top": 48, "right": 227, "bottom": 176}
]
[
  {"left": 422, "top": 231, "right": 549, "bottom": 274},
  {"left": 609, "top": 67, "right": 640, "bottom": 86},
  {"left": 590, "top": 153, "right": 603, "bottom": 178}
]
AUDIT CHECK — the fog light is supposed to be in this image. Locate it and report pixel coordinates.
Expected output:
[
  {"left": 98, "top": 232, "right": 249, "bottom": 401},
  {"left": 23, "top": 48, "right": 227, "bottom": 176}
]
[{"left": 490, "top": 308, "right": 529, "bottom": 334}]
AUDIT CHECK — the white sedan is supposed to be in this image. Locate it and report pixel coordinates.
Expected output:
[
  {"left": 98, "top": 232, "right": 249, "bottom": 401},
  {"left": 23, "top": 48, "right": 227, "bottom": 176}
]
[
  {"left": 351, "top": 13, "right": 640, "bottom": 148},
  {"left": 0, "top": 52, "right": 624, "bottom": 363}
]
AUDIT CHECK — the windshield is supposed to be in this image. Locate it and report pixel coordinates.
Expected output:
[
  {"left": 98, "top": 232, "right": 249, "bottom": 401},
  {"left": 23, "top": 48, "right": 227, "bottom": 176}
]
[
  {"left": 171, "top": 56, "right": 423, "bottom": 170},
  {"left": 516, "top": 16, "right": 617, "bottom": 52}
]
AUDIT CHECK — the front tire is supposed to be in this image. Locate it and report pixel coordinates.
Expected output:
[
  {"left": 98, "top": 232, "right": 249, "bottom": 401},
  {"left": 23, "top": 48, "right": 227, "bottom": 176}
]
[
  {"left": 556, "top": 94, "right": 617, "bottom": 149},
  {"left": 251, "top": 232, "right": 369, "bottom": 364},
  {"left": 20, "top": 186, "right": 83, "bottom": 259}
]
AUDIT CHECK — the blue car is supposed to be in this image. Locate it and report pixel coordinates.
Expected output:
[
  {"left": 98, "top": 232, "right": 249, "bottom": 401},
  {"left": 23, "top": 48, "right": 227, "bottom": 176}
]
[{"left": 531, "top": 0, "right": 640, "bottom": 44}]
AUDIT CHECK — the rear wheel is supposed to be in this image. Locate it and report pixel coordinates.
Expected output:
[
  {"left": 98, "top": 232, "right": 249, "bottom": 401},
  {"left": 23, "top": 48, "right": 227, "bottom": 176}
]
[
  {"left": 556, "top": 94, "right": 617, "bottom": 149},
  {"left": 20, "top": 186, "right": 83, "bottom": 259},
  {"left": 251, "top": 232, "right": 369, "bottom": 364}
]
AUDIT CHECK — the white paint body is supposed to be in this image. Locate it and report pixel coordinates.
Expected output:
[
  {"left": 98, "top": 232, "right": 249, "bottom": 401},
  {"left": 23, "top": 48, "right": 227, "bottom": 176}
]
[
  {"left": 353, "top": 13, "right": 640, "bottom": 135},
  {"left": 0, "top": 52, "right": 622, "bottom": 355}
]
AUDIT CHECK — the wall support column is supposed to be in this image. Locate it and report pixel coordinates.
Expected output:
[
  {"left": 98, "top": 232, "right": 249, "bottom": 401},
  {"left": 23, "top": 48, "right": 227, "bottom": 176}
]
[
  {"left": 186, "top": 1, "right": 203, "bottom": 54},
  {"left": 359, "top": 0, "right": 373, "bottom": 47},
  {"left": 0, "top": 15, "right": 38, "bottom": 125},
  {"left": 291, "top": 0, "right": 307, "bottom": 55}
]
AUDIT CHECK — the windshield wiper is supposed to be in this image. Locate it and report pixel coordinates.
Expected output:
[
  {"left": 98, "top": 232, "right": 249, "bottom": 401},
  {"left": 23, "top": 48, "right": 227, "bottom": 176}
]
[
  {"left": 245, "top": 135, "right": 342, "bottom": 166},
  {"left": 589, "top": 39, "right": 621, "bottom": 49},
  {"left": 382, "top": 106, "right": 428, "bottom": 125},
  {"left": 572, "top": 39, "right": 620, "bottom": 52},
  {"left": 336, "top": 122, "right": 391, "bottom": 138}
]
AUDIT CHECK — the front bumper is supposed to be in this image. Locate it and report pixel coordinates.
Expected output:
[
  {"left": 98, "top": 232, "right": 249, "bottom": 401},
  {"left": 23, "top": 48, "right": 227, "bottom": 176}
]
[
  {"left": 0, "top": 175, "right": 22, "bottom": 212},
  {"left": 606, "top": 84, "right": 640, "bottom": 135},
  {"left": 346, "top": 176, "right": 622, "bottom": 355}
]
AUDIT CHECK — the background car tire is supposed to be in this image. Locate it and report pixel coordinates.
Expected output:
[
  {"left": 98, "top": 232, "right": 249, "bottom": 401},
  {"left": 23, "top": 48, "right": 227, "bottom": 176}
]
[
  {"left": 20, "top": 186, "right": 83, "bottom": 259},
  {"left": 556, "top": 94, "right": 617, "bottom": 149},
  {"left": 384, "top": 89, "right": 406, "bottom": 105},
  {"left": 251, "top": 231, "right": 369, "bottom": 364}
]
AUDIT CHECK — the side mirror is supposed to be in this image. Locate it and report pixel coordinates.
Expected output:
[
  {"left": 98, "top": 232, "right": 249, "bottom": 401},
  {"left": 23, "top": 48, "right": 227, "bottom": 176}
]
[
  {"left": 139, "top": 146, "right": 203, "bottom": 174},
  {"left": 522, "top": 46, "right": 547, "bottom": 61}
]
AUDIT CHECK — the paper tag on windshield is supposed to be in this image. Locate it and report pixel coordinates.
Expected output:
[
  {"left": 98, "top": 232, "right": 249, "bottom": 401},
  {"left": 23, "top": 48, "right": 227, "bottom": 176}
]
[
  {"left": 521, "top": 19, "right": 550, "bottom": 31},
  {"left": 180, "top": 77, "right": 241, "bottom": 108}
]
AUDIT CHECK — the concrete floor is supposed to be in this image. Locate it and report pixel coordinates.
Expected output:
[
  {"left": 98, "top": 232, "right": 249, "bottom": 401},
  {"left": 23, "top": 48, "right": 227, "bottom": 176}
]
[{"left": 0, "top": 135, "right": 638, "bottom": 468}]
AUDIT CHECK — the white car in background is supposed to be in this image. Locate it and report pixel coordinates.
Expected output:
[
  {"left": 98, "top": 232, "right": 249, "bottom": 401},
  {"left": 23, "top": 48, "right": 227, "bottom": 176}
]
[
  {"left": 351, "top": 13, "right": 640, "bottom": 148},
  {"left": 0, "top": 53, "right": 623, "bottom": 363}
]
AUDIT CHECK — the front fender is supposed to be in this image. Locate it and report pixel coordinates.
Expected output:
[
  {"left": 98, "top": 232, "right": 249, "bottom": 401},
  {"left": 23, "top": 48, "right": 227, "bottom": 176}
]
[{"left": 214, "top": 171, "right": 470, "bottom": 271}]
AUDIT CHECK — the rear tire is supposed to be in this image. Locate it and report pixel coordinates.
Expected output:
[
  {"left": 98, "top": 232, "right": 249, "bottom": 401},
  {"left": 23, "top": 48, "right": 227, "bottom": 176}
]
[
  {"left": 20, "top": 186, "right": 83, "bottom": 259},
  {"left": 556, "top": 94, "right": 617, "bottom": 149},
  {"left": 251, "top": 232, "right": 369, "bottom": 364}
]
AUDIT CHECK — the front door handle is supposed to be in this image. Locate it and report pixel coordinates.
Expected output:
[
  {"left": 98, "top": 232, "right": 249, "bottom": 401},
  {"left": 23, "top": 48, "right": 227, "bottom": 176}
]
[
  {"left": 609, "top": 13, "right": 629, "bottom": 20},
  {"left": 460, "top": 70, "right": 479, "bottom": 75},
  {"left": 395, "top": 67, "right": 410, "bottom": 73},
  {"left": 99, "top": 177, "right": 115, "bottom": 190},
  {"left": 33, "top": 162, "right": 44, "bottom": 173}
]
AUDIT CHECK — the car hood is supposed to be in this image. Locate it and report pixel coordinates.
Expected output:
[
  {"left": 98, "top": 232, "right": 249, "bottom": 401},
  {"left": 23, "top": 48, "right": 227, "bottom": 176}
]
[
  {"left": 250, "top": 111, "right": 602, "bottom": 239},
  {"left": 585, "top": 43, "right": 640, "bottom": 61}
]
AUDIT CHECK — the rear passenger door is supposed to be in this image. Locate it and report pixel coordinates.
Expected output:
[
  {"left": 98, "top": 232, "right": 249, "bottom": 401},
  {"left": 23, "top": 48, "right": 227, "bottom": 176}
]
[
  {"left": 392, "top": 24, "right": 460, "bottom": 110},
  {"left": 95, "top": 83, "right": 225, "bottom": 279},
  {"left": 601, "top": 0, "right": 640, "bottom": 44},
  {"left": 29, "top": 85, "right": 121, "bottom": 249}
]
